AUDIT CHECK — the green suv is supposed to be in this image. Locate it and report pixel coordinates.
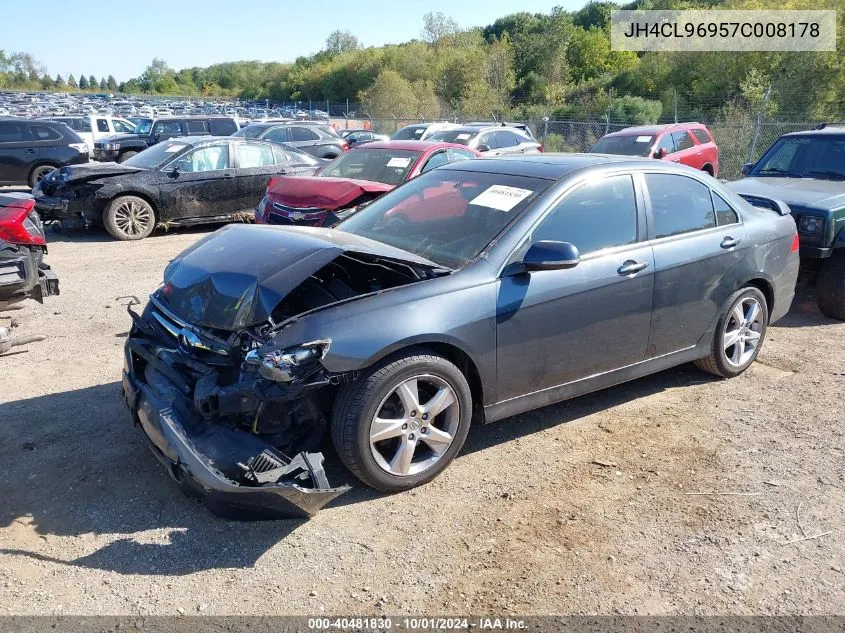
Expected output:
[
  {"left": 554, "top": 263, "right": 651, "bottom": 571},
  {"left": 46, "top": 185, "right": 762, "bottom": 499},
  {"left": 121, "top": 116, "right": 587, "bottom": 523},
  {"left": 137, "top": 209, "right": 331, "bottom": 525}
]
[{"left": 728, "top": 126, "right": 845, "bottom": 320}]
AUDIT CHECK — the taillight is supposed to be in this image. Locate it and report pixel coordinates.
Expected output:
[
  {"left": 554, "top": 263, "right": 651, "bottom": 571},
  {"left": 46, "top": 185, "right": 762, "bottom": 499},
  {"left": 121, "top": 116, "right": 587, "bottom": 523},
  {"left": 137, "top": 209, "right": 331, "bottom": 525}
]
[
  {"left": 341, "top": 141, "right": 349, "bottom": 152},
  {"left": 538, "top": 145, "right": 544, "bottom": 153},
  {"left": 791, "top": 232, "right": 800, "bottom": 252},
  {"left": 0, "top": 199, "right": 46, "bottom": 246}
]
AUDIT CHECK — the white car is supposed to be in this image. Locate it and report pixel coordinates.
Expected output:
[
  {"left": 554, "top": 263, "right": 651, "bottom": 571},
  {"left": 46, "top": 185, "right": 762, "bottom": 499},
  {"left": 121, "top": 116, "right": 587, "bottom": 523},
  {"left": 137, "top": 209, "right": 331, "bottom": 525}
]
[
  {"left": 46, "top": 115, "right": 137, "bottom": 154},
  {"left": 391, "top": 121, "right": 459, "bottom": 141}
]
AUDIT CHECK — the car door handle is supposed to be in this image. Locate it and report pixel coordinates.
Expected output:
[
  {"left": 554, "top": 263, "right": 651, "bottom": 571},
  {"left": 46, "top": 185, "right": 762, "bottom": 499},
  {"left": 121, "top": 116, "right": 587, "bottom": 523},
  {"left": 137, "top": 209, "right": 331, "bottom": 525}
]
[
  {"left": 26, "top": 149, "right": 36, "bottom": 154},
  {"left": 617, "top": 260, "right": 649, "bottom": 276},
  {"left": 720, "top": 236, "right": 741, "bottom": 249}
]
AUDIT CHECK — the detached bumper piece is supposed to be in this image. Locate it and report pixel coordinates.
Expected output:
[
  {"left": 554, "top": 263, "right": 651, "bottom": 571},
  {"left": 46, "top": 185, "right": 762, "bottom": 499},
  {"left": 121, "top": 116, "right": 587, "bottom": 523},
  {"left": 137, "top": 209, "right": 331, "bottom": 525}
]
[
  {"left": 0, "top": 246, "right": 59, "bottom": 308},
  {"left": 123, "top": 336, "right": 349, "bottom": 519}
]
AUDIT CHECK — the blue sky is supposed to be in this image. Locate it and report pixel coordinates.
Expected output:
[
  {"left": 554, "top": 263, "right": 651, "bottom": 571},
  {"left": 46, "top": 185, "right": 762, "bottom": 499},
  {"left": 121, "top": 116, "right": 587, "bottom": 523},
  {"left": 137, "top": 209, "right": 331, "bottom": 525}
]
[{"left": 1, "top": 0, "right": 583, "bottom": 81}]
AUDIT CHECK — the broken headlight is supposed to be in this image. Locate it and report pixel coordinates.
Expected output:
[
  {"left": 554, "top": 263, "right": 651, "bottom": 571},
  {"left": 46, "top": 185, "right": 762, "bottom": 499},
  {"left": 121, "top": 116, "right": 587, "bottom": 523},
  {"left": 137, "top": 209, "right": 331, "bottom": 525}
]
[{"left": 244, "top": 340, "right": 330, "bottom": 382}]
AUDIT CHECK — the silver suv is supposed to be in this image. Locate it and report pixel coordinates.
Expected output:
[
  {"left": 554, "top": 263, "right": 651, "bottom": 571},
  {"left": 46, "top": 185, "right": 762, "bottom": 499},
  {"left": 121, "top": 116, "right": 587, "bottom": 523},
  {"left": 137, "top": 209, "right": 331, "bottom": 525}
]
[{"left": 427, "top": 123, "right": 542, "bottom": 156}]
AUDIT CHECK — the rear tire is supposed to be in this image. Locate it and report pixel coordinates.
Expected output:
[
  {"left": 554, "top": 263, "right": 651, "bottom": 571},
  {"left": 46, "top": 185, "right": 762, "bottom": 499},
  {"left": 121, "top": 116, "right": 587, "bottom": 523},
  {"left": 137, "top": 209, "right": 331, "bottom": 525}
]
[
  {"left": 817, "top": 251, "right": 845, "bottom": 321},
  {"left": 331, "top": 348, "right": 472, "bottom": 492},
  {"left": 29, "top": 164, "right": 56, "bottom": 188},
  {"left": 701, "top": 164, "right": 714, "bottom": 177},
  {"left": 103, "top": 195, "right": 156, "bottom": 240},
  {"left": 323, "top": 154, "right": 338, "bottom": 160},
  {"left": 695, "top": 286, "right": 768, "bottom": 378},
  {"left": 117, "top": 151, "right": 138, "bottom": 163}
]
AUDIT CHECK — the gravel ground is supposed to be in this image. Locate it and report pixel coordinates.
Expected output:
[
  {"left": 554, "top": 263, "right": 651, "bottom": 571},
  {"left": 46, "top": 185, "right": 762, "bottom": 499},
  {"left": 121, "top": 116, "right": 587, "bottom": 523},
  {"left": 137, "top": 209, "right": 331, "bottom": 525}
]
[{"left": 0, "top": 221, "right": 843, "bottom": 616}]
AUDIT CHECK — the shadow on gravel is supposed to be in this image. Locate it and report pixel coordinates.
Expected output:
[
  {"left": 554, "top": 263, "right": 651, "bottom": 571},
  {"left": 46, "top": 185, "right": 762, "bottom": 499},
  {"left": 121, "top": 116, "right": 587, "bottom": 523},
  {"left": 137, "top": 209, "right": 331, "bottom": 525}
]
[
  {"left": 771, "top": 284, "right": 840, "bottom": 328},
  {"left": 43, "top": 222, "right": 223, "bottom": 244},
  {"left": 0, "top": 382, "right": 301, "bottom": 575}
]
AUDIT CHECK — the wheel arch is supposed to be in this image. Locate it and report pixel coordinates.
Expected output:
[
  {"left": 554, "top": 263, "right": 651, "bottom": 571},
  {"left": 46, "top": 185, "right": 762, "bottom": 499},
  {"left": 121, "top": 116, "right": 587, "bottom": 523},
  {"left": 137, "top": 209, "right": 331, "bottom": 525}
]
[
  {"left": 744, "top": 277, "right": 774, "bottom": 321},
  {"left": 359, "top": 338, "right": 485, "bottom": 410}
]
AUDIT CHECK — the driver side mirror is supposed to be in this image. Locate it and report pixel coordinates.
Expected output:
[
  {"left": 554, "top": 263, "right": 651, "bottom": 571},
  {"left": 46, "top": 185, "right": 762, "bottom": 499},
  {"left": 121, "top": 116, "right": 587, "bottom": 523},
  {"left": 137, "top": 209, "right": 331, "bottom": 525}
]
[
  {"left": 653, "top": 148, "right": 667, "bottom": 159},
  {"left": 476, "top": 144, "right": 491, "bottom": 153},
  {"left": 522, "top": 241, "right": 580, "bottom": 271},
  {"left": 740, "top": 162, "right": 754, "bottom": 176},
  {"left": 168, "top": 166, "right": 181, "bottom": 178}
]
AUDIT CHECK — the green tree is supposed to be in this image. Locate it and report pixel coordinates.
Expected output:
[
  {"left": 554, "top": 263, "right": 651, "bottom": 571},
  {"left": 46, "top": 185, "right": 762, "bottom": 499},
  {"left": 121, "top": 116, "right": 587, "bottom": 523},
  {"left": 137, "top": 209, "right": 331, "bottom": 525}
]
[
  {"left": 67, "top": 73, "right": 77, "bottom": 89},
  {"left": 99, "top": 77, "right": 108, "bottom": 90},
  {"left": 78, "top": 74, "right": 89, "bottom": 89},
  {"left": 88, "top": 74, "right": 97, "bottom": 88},
  {"left": 41, "top": 73, "right": 55, "bottom": 90},
  {"left": 608, "top": 95, "right": 663, "bottom": 124},
  {"left": 55, "top": 74, "right": 66, "bottom": 89},
  {"left": 422, "top": 11, "right": 459, "bottom": 44},
  {"left": 106, "top": 75, "right": 118, "bottom": 91},
  {"left": 325, "top": 30, "right": 361, "bottom": 55},
  {"left": 359, "top": 69, "right": 418, "bottom": 119}
]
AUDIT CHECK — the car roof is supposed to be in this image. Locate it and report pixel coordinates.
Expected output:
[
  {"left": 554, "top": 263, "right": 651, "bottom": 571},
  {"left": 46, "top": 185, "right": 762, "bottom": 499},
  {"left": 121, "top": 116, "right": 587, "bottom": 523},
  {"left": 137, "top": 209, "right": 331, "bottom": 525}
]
[
  {"left": 607, "top": 122, "right": 708, "bottom": 136},
  {"left": 349, "top": 140, "right": 466, "bottom": 151},
  {"left": 440, "top": 152, "right": 668, "bottom": 180},
  {"left": 783, "top": 126, "right": 845, "bottom": 137},
  {"left": 165, "top": 135, "right": 256, "bottom": 146}
]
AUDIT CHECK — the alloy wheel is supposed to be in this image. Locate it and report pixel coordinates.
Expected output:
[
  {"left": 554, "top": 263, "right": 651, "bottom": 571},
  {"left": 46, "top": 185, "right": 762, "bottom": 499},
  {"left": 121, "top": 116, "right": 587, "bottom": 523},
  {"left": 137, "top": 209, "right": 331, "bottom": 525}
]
[
  {"left": 113, "top": 199, "right": 153, "bottom": 238},
  {"left": 723, "top": 296, "right": 764, "bottom": 367},
  {"left": 369, "top": 374, "right": 460, "bottom": 477}
]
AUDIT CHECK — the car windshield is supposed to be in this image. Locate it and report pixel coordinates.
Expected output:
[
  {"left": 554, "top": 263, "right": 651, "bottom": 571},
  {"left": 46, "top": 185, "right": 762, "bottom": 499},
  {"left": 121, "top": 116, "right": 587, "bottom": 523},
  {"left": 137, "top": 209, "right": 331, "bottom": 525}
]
[
  {"left": 232, "top": 125, "right": 264, "bottom": 138},
  {"left": 752, "top": 135, "right": 845, "bottom": 179},
  {"left": 427, "top": 130, "right": 476, "bottom": 145},
  {"left": 320, "top": 148, "right": 422, "bottom": 186},
  {"left": 123, "top": 140, "right": 190, "bottom": 169},
  {"left": 337, "top": 169, "right": 551, "bottom": 269},
  {"left": 132, "top": 119, "right": 153, "bottom": 135},
  {"left": 392, "top": 126, "right": 426, "bottom": 140},
  {"left": 590, "top": 134, "right": 654, "bottom": 157}
]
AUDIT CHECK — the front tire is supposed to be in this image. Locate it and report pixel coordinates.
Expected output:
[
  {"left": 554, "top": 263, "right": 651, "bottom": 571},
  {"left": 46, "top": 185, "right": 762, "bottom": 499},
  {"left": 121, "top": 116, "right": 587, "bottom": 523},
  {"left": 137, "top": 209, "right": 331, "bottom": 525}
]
[
  {"left": 103, "top": 195, "right": 156, "bottom": 240},
  {"left": 695, "top": 287, "right": 768, "bottom": 377},
  {"left": 331, "top": 349, "right": 472, "bottom": 492},
  {"left": 817, "top": 251, "right": 845, "bottom": 321}
]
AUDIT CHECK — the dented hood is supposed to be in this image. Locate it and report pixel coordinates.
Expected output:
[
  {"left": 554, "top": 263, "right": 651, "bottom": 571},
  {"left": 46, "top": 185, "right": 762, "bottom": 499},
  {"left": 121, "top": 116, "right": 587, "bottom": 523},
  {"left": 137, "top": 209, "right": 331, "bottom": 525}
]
[
  {"left": 266, "top": 176, "right": 394, "bottom": 210},
  {"left": 53, "top": 161, "right": 143, "bottom": 185},
  {"left": 160, "top": 223, "right": 437, "bottom": 330}
]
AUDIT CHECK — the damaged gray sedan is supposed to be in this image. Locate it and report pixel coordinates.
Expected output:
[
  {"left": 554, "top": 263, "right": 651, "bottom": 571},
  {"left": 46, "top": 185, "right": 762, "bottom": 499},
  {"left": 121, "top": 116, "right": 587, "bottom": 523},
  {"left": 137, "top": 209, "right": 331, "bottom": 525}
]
[{"left": 123, "top": 155, "right": 799, "bottom": 518}]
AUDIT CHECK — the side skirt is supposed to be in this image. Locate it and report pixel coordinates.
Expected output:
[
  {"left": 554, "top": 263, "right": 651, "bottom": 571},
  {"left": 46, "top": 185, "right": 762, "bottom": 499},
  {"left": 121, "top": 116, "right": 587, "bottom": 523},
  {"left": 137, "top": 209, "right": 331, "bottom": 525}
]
[{"left": 483, "top": 346, "right": 701, "bottom": 424}]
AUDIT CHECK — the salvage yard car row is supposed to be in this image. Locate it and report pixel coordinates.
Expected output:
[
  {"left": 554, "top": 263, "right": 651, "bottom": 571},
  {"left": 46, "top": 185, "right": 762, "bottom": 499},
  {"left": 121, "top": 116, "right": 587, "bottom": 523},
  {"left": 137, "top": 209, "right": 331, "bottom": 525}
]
[{"left": 4, "top": 110, "right": 845, "bottom": 518}]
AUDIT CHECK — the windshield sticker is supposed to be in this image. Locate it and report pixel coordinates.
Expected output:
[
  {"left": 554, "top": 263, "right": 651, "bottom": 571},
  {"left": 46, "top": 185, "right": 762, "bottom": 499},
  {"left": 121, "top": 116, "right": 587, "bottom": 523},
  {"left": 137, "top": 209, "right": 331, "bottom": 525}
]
[
  {"left": 635, "top": 135, "right": 653, "bottom": 142},
  {"left": 386, "top": 157, "right": 412, "bottom": 168},
  {"left": 165, "top": 144, "right": 186, "bottom": 153},
  {"left": 469, "top": 185, "right": 533, "bottom": 212},
  {"left": 456, "top": 133, "right": 471, "bottom": 140}
]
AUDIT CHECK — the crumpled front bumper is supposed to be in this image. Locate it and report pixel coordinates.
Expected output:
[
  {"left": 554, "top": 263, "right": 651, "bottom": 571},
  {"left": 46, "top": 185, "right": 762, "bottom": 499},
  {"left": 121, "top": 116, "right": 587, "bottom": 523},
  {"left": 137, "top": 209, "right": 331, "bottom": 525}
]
[
  {"left": 122, "top": 366, "right": 349, "bottom": 520},
  {"left": 32, "top": 184, "right": 81, "bottom": 222}
]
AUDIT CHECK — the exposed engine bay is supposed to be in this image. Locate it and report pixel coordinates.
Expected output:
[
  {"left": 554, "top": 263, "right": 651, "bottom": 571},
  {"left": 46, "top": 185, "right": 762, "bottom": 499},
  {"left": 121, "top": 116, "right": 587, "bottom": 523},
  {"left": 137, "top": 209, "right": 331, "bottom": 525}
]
[{"left": 122, "top": 230, "right": 446, "bottom": 518}]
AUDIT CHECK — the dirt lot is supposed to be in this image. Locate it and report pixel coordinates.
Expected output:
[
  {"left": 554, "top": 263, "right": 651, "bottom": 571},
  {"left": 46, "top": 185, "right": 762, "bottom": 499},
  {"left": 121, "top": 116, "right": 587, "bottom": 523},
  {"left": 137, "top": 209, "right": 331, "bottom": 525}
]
[{"left": 0, "top": 221, "right": 843, "bottom": 616}]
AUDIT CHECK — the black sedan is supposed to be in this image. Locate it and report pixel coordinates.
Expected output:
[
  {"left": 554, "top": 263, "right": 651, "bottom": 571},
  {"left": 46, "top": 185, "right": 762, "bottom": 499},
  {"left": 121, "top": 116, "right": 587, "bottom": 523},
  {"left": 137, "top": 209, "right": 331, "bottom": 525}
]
[
  {"left": 123, "top": 155, "right": 799, "bottom": 518},
  {"left": 32, "top": 137, "right": 321, "bottom": 240}
]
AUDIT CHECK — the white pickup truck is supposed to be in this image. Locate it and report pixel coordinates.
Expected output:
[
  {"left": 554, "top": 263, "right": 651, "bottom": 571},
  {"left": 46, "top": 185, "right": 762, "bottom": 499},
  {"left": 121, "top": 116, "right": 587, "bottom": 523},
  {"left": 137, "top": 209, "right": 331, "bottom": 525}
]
[{"left": 46, "top": 116, "right": 137, "bottom": 154}]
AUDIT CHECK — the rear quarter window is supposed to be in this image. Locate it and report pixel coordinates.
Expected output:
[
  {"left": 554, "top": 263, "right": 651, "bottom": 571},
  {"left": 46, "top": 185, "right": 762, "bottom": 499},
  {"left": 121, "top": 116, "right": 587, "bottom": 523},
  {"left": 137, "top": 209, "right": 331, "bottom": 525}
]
[
  {"left": 691, "top": 129, "right": 712, "bottom": 144},
  {"left": 30, "top": 125, "right": 63, "bottom": 141},
  {"left": 186, "top": 120, "right": 210, "bottom": 135},
  {"left": 208, "top": 119, "right": 237, "bottom": 135}
]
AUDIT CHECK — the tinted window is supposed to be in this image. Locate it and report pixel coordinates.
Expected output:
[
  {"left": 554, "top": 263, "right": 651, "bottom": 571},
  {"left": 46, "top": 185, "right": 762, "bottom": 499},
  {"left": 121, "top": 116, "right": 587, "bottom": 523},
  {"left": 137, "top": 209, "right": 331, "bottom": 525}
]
[
  {"left": 532, "top": 175, "right": 638, "bottom": 255},
  {"left": 421, "top": 151, "right": 449, "bottom": 173},
  {"left": 393, "top": 125, "right": 426, "bottom": 140},
  {"left": 186, "top": 120, "right": 210, "bottom": 135},
  {"left": 171, "top": 144, "right": 230, "bottom": 172},
  {"left": 753, "top": 136, "right": 845, "bottom": 179},
  {"left": 30, "top": 125, "right": 62, "bottom": 141},
  {"left": 290, "top": 127, "right": 320, "bottom": 142},
  {"left": 236, "top": 142, "right": 275, "bottom": 168},
  {"left": 713, "top": 192, "right": 739, "bottom": 226},
  {"left": 691, "top": 129, "right": 711, "bottom": 144},
  {"left": 264, "top": 127, "right": 288, "bottom": 143},
  {"left": 321, "top": 148, "right": 421, "bottom": 186},
  {"left": 427, "top": 130, "right": 475, "bottom": 145},
  {"left": 153, "top": 121, "right": 182, "bottom": 136},
  {"left": 208, "top": 119, "right": 237, "bottom": 135},
  {"left": 232, "top": 125, "right": 264, "bottom": 139},
  {"left": 494, "top": 130, "right": 520, "bottom": 148},
  {"left": 590, "top": 134, "right": 654, "bottom": 157},
  {"left": 672, "top": 131, "right": 695, "bottom": 151},
  {"left": 96, "top": 119, "right": 110, "bottom": 132},
  {"left": 655, "top": 134, "right": 675, "bottom": 156},
  {"left": 646, "top": 174, "right": 716, "bottom": 238},
  {"left": 477, "top": 132, "right": 497, "bottom": 149},
  {"left": 0, "top": 122, "right": 29, "bottom": 143},
  {"left": 347, "top": 132, "right": 371, "bottom": 142}
]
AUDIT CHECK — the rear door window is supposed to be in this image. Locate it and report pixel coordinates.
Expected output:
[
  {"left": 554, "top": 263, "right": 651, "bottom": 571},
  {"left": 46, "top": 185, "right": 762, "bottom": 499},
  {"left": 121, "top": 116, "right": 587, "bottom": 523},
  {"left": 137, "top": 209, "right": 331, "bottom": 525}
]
[
  {"left": 96, "top": 119, "right": 110, "bottom": 132},
  {"left": 290, "top": 127, "right": 320, "bottom": 142},
  {"left": 672, "top": 131, "right": 695, "bottom": 152},
  {"left": 153, "top": 121, "right": 182, "bottom": 136},
  {"left": 712, "top": 192, "right": 739, "bottom": 226},
  {"left": 30, "top": 125, "right": 63, "bottom": 141},
  {"left": 655, "top": 134, "right": 675, "bottom": 156},
  {"left": 186, "top": 120, "right": 210, "bottom": 135},
  {"left": 646, "top": 173, "right": 716, "bottom": 238},
  {"left": 171, "top": 144, "right": 230, "bottom": 172},
  {"left": 208, "top": 119, "right": 237, "bottom": 135},
  {"left": 494, "top": 130, "right": 520, "bottom": 148},
  {"left": 264, "top": 127, "right": 289, "bottom": 143},
  {"left": 236, "top": 142, "right": 275, "bottom": 168},
  {"left": 531, "top": 174, "right": 638, "bottom": 255}
]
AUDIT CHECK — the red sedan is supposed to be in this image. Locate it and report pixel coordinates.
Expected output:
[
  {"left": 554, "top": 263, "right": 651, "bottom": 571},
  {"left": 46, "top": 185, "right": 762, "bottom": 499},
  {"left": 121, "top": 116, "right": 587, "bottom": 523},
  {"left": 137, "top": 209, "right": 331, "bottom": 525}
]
[{"left": 255, "top": 140, "right": 481, "bottom": 227}]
